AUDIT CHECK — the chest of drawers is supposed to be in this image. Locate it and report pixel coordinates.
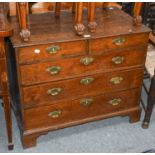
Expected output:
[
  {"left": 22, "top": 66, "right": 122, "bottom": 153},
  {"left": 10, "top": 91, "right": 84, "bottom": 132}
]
[{"left": 8, "top": 8, "right": 150, "bottom": 148}]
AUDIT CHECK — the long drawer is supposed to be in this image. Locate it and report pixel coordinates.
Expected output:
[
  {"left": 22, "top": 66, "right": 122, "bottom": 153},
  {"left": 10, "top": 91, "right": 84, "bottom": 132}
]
[
  {"left": 22, "top": 68, "right": 144, "bottom": 107},
  {"left": 23, "top": 88, "right": 141, "bottom": 131},
  {"left": 19, "top": 47, "right": 146, "bottom": 86}
]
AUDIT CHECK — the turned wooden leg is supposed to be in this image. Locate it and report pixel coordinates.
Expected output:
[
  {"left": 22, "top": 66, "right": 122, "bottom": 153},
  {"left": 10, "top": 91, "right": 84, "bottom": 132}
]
[
  {"left": 133, "top": 2, "right": 143, "bottom": 26},
  {"left": 87, "top": 2, "right": 97, "bottom": 33},
  {"left": 17, "top": 2, "right": 30, "bottom": 41},
  {"left": 74, "top": 2, "right": 85, "bottom": 36},
  {"left": 72, "top": 2, "right": 76, "bottom": 13},
  {"left": 3, "top": 95, "right": 14, "bottom": 150},
  {"left": 129, "top": 108, "right": 141, "bottom": 123},
  {"left": 142, "top": 74, "right": 155, "bottom": 129},
  {"left": 55, "top": 2, "right": 61, "bottom": 18}
]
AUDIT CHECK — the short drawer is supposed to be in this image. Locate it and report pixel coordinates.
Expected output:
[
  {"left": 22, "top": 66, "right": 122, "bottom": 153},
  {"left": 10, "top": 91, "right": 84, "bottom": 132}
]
[
  {"left": 24, "top": 88, "right": 141, "bottom": 131},
  {"left": 90, "top": 33, "right": 149, "bottom": 54},
  {"left": 22, "top": 68, "right": 144, "bottom": 107},
  {"left": 20, "top": 47, "right": 146, "bottom": 86},
  {"left": 17, "top": 40, "right": 87, "bottom": 64}
]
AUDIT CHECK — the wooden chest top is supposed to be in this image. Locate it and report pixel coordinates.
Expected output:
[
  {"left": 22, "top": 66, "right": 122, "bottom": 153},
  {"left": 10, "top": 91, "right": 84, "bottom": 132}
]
[{"left": 10, "top": 8, "right": 150, "bottom": 48}]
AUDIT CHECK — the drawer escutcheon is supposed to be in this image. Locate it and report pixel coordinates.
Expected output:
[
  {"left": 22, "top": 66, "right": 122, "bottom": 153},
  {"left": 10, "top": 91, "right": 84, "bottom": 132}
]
[
  {"left": 47, "top": 88, "right": 62, "bottom": 96},
  {"left": 46, "top": 66, "right": 61, "bottom": 75},
  {"left": 48, "top": 110, "right": 61, "bottom": 118},
  {"left": 110, "top": 76, "right": 123, "bottom": 85},
  {"left": 80, "top": 98, "right": 94, "bottom": 106},
  {"left": 46, "top": 45, "right": 60, "bottom": 54},
  {"left": 113, "top": 37, "right": 126, "bottom": 46},
  {"left": 80, "top": 57, "right": 94, "bottom": 65},
  {"left": 112, "top": 56, "right": 124, "bottom": 65},
  {"left": 109, "top": 98, "right": 122, "bottom": 106},
  {"left": 80, "top": 77, "right": 94, "bottom": 85}
]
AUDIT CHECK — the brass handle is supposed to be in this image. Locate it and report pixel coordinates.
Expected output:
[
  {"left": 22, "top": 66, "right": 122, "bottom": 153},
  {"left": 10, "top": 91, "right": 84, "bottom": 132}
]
[
  {"left": 110, "top": 76, "right": 123, "bottom": 85},
  {"left": 113, "top": 37, "right": 126, "bottom": 46},
  {"left": 47, "top": 88, "right": 62, "bottom": 96},
  {"left": 48, "top": 110, "right": 61, "bottom": 118},
  {"left": 46, "top": 66, "right": 61, "bottom": 75},
  {"left": 80, "top": 57, "right": 94, "bottom": 65},
  {"left": 46, "top": 45, "right": 60, "bottom": 54},
  {"left": 112, "top": 56, "right": 124, "bottom": 65},
  {"left": 80, "top": 98, "right": 94, "bottom": 106},
  {"left": 109, "top": 98, "right": 122, "bottom": 106},
  {"left": 80, "top": 77, "right": 94, "bottom": 85}
]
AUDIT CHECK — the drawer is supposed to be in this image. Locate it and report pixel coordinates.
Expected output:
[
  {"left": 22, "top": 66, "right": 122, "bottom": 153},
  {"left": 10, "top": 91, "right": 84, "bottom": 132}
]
[
  {"left": 22, "top": 68, "right": 144, "bottom": 107},
  {"left": 24, "top": 88, "right": 141, "bottom": 130},
  {"left": 17, "top": 40, "right": 87, "bottom": 64},
  {"left": 20, "top": 47, "right": 146, "bottom": 86},
  {"left": 90, "top": 33, "right": 149, "bottom": 54}
]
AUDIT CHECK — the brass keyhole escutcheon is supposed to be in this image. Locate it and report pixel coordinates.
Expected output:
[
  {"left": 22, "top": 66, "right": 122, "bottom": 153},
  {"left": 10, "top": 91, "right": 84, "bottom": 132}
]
[
  {"left": 46, "top": 66, "right": 61, "bottom": 75},
  {"left": 80, "top": 98, "right": 94, "bottom": 107},
  {"left": 80, "top": 57, "right": 94, "bottom": 66},
  {"left": 112, "top": 56, "right": 124, "bottom": 65},
  {"left": 47, "top": 88, "right": 62, "bottom": 96},
  {"left": 80, "top": 77, "right": 94, "bottom": 85},
  {"left": 48, "top": 110, "right": 61, "bottom": 118},
  {"left": 46, "top": 45, "right": 60, "bottom": 54},
  {"left": 110, "top": 76, "right": 123, "bottom": 85},
  {"left": 109, "top": 98, "right": 122, "bottom": 106},
  {"left": 113, "top": 37, "right": 126, "bottom": 46}
]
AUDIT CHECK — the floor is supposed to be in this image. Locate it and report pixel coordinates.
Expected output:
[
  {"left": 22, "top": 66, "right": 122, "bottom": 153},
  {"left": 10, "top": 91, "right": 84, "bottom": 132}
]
[{"left": 0, "top": 78, "right": 155, "bottom": 153}]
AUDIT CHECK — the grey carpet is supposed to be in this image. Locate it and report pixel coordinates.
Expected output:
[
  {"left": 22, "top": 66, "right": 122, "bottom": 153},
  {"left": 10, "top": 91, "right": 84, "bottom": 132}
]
[{"left": 0, "top": 78, "right": 155, "bottom": 153}]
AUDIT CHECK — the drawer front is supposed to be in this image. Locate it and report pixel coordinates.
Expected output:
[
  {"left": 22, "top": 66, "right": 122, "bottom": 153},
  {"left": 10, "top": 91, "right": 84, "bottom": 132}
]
[
  {"left": 18, "top": 40, "right": 87, "bottom": 64},
  {"left": 22, "top": 68, "right": 143, "bottom": 107},
  {"left": 24, "top": 88, "right": 141, "bottom": 130},
  {"left": 90, "top": 33, "right": 149, "bottom": 54},
  {"left": 20, "top": 47, "right": 146, "bottom": 86}
]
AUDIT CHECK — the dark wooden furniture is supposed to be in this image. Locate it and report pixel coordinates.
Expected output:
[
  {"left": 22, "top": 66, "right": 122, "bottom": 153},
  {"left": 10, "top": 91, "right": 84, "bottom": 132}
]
[
  {"left": 8, "top": 7, "right": 150, "bottom": 148},
  {"left": 0, "top": 2, "right": 13, "bottom": 150}
]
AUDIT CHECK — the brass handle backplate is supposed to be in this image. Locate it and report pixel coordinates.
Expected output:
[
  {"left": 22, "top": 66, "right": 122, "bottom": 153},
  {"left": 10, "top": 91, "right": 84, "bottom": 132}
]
[
  {"left": 110, "top": 76, "right": 123, "bottom": 85},
  {"left": 113, "top": 37, "right": 126, "bottom": 46},
  {"left": 46, "top": 66, "right": 61, "bottom": 75},
  {"left": 80, "top": 77, "right": 94, "bottom": 85},
  {"left": 80, "top": 57, "right": 94, "bottom": 65},
  {"left": 47, "top": 88, "right": 62, "bottom": 96},
  {"left": 109, "top": 98, "right": 122, "bottom": 106},
  {"left": 48, "top": 110, "right": 61, "bottom": 118},
  {"left": 80, "top": 98, "right": 94, "bottom": 106},
  {"left": 112, "top": 56, "right": 124, "bottom": 65},
  {"left": 46, "top": 45, "right": 60, "bottom": 54}
]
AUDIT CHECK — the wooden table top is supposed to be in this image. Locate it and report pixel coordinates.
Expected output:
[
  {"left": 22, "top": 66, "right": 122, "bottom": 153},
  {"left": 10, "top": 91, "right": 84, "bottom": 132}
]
[{"left": 10, "top": 7, "right": 151, "bottom": 48}]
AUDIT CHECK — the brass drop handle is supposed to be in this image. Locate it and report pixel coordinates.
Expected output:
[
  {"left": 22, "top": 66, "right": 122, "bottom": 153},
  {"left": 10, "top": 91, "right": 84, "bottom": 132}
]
[
  {"left": 46, "top": 45, "right": 60, "bottom": 54},
  {"left": 46, "top": 66, "right": 61, "bottom": 75},
  {"left": 110, "top": 76, "right": 123, "bottom": 85},
  {"left": 80, "top": 57, "right": 94, "bottom": 65},
  {"left": 48, "top": 110, "right": 61, "bottom": 118},
  {"left": 80, "top": 98, "right": 94, "bottom": 106},
  {"left": 109, "top": 98, "right": 122, "bottom": 106},
  {"left": 47, "top": 88, "right": 62, "bottom": 96},
  {"left": 113, "top": 37, "right": 126, "bottom": 46},
  {"left": 80, "top": 77, "right": 94, "bottom": 85},
  {"left": 112, "top": 56, "right": 124, "bottom": 65}
]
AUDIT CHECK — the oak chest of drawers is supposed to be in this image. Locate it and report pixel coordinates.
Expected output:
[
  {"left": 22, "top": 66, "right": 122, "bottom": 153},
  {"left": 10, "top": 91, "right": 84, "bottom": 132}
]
[{"left": 8, "top": 8, "right": 150, "bottom": 148}]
